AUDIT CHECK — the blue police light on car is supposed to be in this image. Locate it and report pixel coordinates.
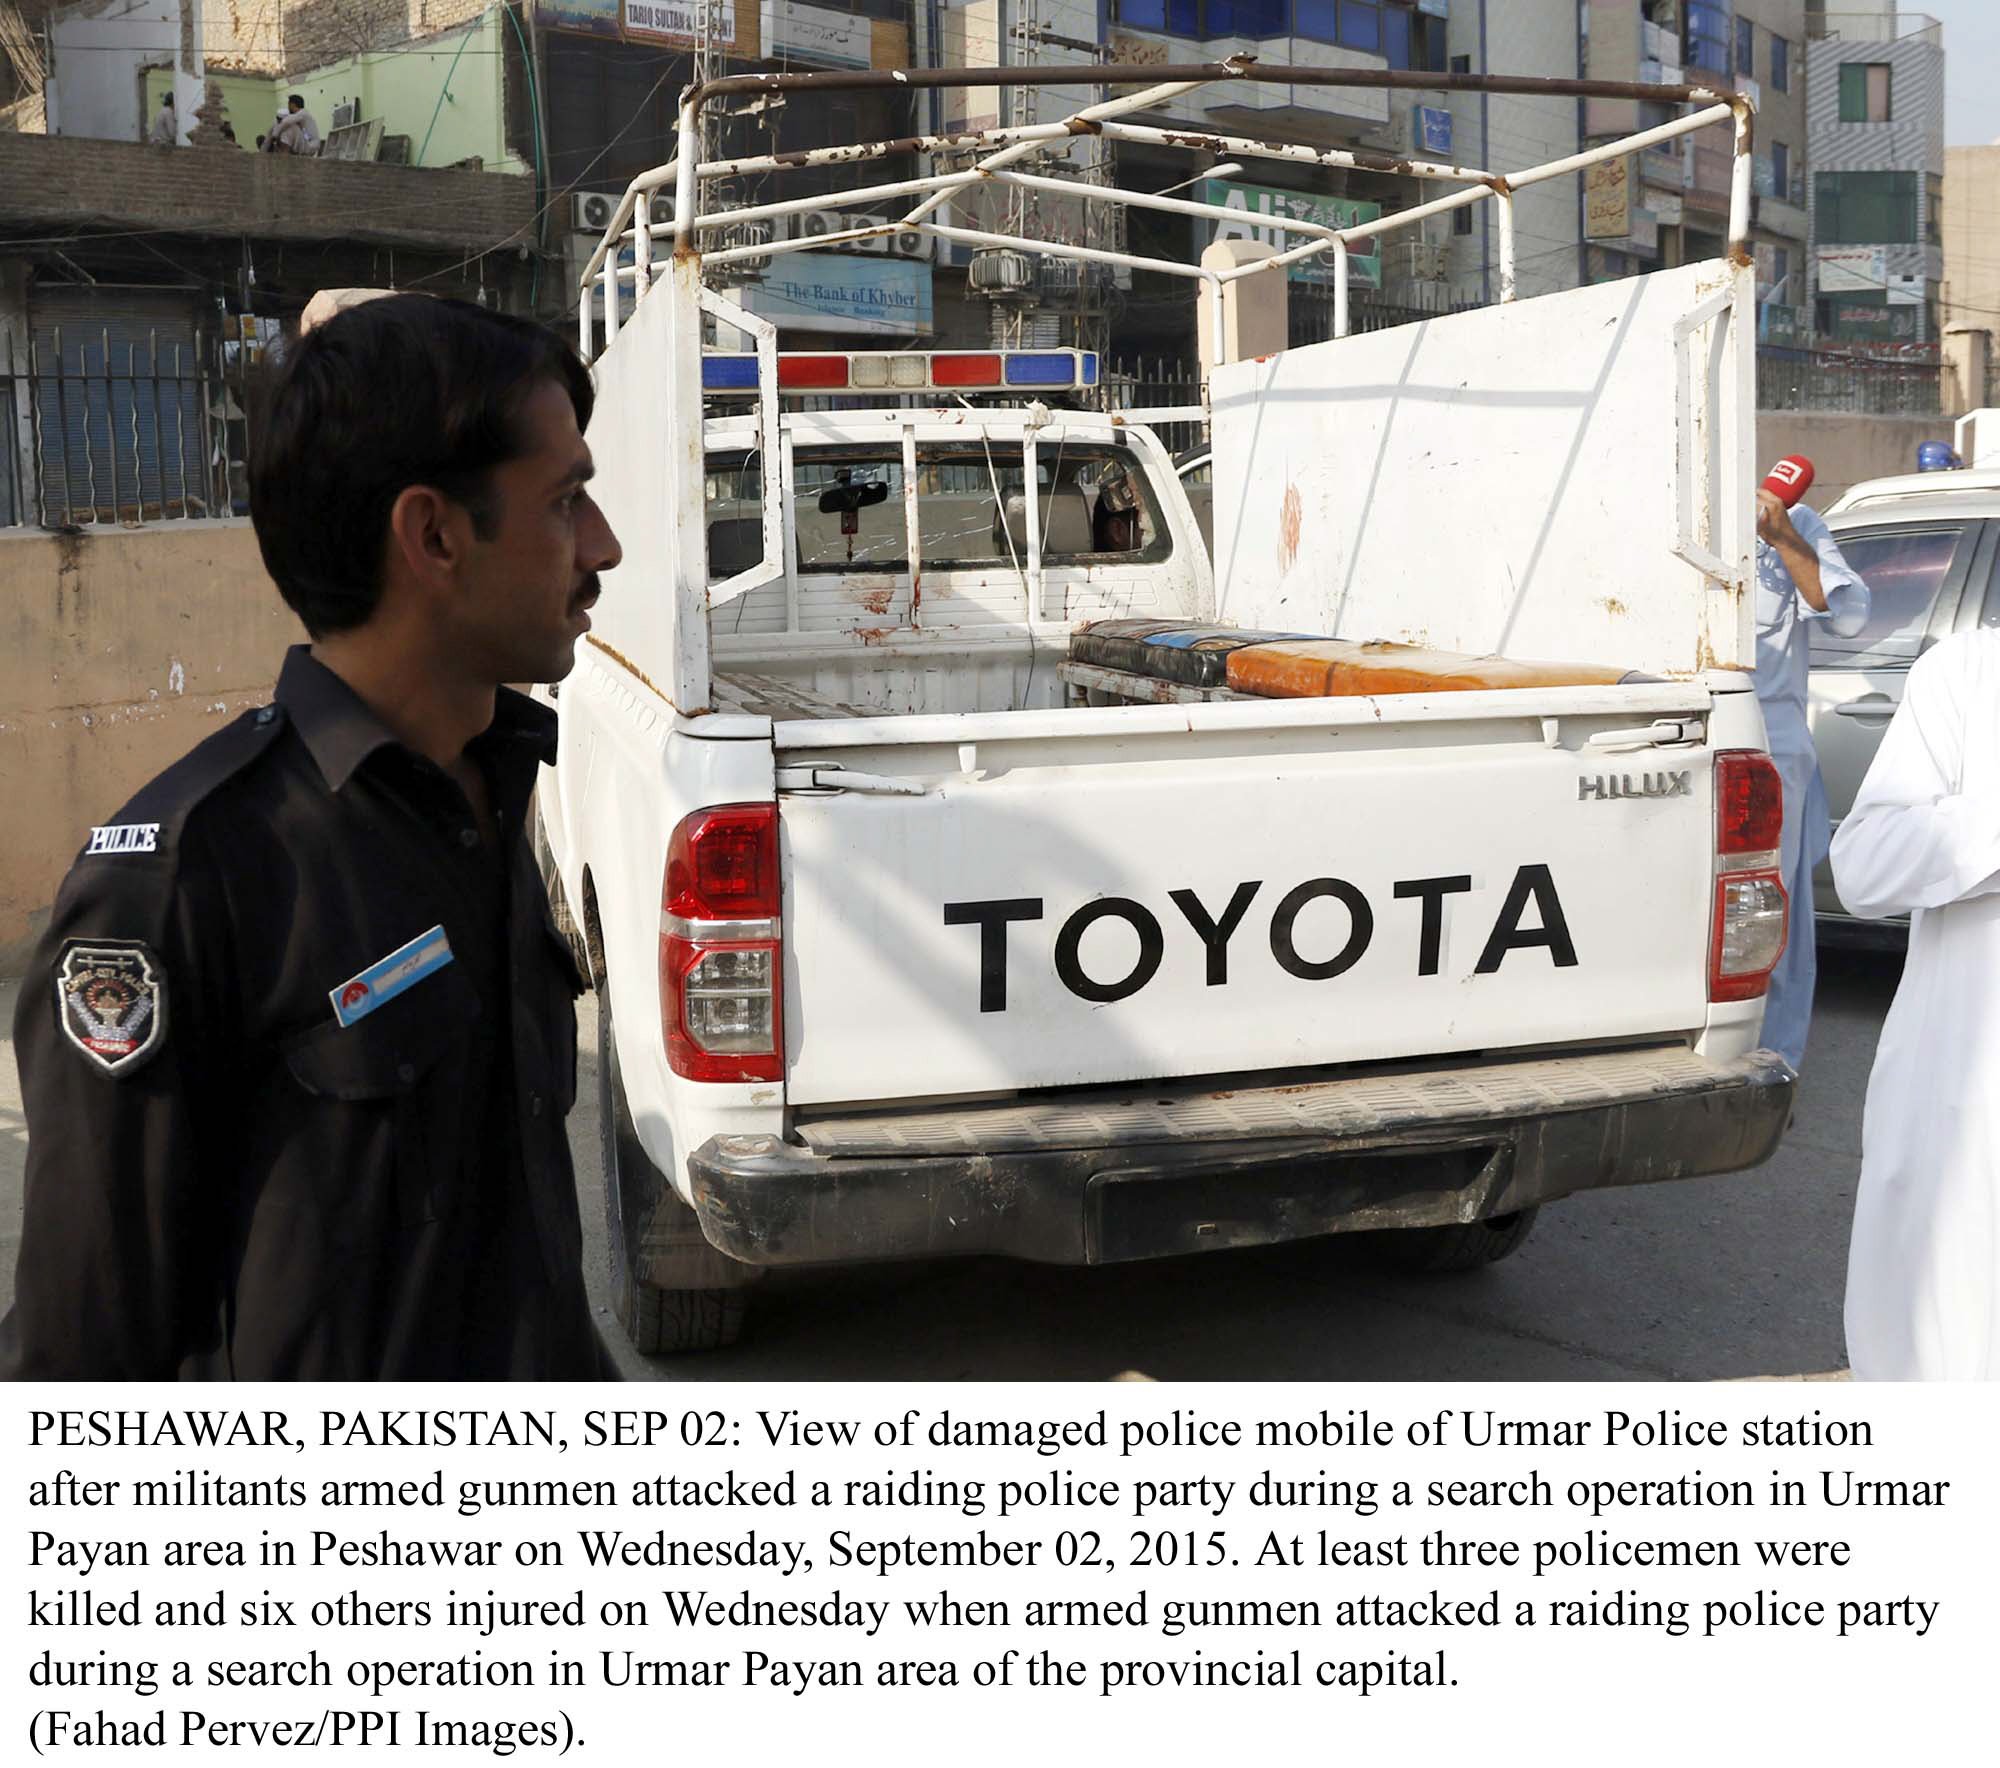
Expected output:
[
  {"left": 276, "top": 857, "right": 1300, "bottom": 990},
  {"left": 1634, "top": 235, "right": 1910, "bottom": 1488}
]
[
  {"left": 1004, "top": 352, "right": 1085, "bottom": 387},
  {"left": 701, "top": 356, "right": 762, "bottom": 392}
]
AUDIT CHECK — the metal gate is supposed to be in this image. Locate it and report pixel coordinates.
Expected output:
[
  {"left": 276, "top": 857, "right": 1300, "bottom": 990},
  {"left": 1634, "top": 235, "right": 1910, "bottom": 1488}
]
[{"left": 26, "top": 285, "right": 209, "bottom": 525}]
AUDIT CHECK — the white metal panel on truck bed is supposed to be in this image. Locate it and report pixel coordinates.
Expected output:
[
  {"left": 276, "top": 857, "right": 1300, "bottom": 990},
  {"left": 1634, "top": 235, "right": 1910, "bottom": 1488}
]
[
  {"left": 1209, "top": 260, "right": 1756, "bottom": 680},
  {"left": 778, "top": 695, "right": 1717, "bottom": 1106}
]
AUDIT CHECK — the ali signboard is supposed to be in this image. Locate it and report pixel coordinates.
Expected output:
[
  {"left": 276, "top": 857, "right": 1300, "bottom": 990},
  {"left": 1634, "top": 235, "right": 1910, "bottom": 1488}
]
[{"left": 1200, "top": 180, "right": 1382, "bottom": 289}]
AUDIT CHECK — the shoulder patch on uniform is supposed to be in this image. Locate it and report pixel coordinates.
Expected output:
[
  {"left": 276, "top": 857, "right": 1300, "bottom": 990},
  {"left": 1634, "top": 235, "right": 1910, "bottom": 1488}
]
[
  {"left": 91, "top": 704, "right": 290, "bottom": 860},
  {"left": 56, "top": 940, "right": 168, "bottom": 1075},
  {"left": 86, "top": 822, "right": 160, "bottom": 856}
]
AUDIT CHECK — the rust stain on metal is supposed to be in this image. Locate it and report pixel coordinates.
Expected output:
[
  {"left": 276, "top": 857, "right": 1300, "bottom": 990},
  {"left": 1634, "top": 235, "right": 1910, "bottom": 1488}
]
[
  {"left": 1277, "top": 484, "right": 1303, "bottom": 575},
  {"left": 854, "top": 626, "right": 893, "bottom": 646},
  {"left": 854, "top": 587, "right": 893, "bottom": 615},
  {"left": 1484, "top": 174, "right": 1515, "bottom": 196},
  {"left": 584, "top": 634, "right": 668, "bottom": 701}
]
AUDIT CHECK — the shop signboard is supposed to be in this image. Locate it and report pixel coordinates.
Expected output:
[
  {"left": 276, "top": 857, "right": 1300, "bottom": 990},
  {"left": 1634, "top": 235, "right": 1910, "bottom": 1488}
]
[
  {"left": 1584, "top": 157, "right": 1632, "bottom": 240},
  {"left": 624, "top": 0, "right": 737, "bottom": 44},
  {"left": 742, "top": 253, "right": 934, "bottom": 337},
  {"left": 761, "top": 0, "right": 870, "bottom": 67},
  {"left": 1200, "top": 180, "right": 1382, "bottom": 289}
]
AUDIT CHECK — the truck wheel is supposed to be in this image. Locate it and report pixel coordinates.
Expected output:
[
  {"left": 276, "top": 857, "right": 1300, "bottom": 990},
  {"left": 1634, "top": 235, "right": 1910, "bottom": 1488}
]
[
  {"left": 597, "top": 1002, "right": 751, "bottom": 1354},
  {"left": 1376, "top": 1208, "right": 1539, "bottom": 1273}
]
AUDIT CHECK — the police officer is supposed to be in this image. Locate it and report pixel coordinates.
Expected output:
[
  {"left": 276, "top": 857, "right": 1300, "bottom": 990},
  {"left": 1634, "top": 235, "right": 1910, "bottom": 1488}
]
[{"left": 1, "top": 294, "right": 624, "bottom": 1380}]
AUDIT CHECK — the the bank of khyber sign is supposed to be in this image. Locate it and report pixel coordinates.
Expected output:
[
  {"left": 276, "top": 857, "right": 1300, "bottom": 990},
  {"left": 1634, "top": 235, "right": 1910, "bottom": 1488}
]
[{"left": 1200, "top": 180, "right": 1383, "bottom": 289}]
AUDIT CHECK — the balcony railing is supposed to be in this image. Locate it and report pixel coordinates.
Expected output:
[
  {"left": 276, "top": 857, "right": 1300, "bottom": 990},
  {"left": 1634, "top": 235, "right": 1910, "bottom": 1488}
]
[{"left": 1807, "top": 12, "right": 1941, "bottom": 47}]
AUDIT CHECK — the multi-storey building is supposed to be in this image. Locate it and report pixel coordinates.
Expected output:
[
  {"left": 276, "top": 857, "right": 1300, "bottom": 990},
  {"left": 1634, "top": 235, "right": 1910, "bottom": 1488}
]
[
  {"left": 1583, "top": 1, "right": 1808, "bottom": 344},
  {"left": 1805, "top": 4, "right": 1944, "bottom": 344},
  {"left": 935, "top": 1, "right": 1597, "bottom": 362}
]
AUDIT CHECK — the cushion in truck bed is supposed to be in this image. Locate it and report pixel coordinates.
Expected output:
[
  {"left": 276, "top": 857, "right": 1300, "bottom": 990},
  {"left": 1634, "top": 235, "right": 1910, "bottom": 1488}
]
[
  {"left": 1070, "top": 618, "right": 1311, "bottom": 690},
  {"left": 1225, "top": 638, "right": 1655, "bottom": 698}
]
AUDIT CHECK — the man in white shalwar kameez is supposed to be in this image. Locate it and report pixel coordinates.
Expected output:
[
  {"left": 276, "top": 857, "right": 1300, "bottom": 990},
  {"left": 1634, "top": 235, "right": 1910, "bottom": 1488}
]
[
  {"left": 1833, "top": 630, "right": 2000, "bottom": 1380},
  {"left": 1754, "top": 492, "right": 1869, "bottom": 1070}
]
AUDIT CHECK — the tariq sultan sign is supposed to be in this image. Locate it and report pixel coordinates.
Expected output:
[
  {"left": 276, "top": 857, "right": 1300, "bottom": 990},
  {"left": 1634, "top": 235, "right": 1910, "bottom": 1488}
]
[{"left": 623, "top": 0, "right": 736, "bottom": 43}]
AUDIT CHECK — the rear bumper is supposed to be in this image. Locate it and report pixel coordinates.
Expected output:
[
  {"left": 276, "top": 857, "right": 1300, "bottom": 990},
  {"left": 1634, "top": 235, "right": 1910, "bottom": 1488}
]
[{"left": 687, "top": 1045, "right": 1794, "bottom": 1269}]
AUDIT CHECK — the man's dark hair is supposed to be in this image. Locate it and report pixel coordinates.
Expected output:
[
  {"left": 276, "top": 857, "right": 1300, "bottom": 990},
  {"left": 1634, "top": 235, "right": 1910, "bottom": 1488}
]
[
  {"left": 249, "top": 294, "right": 593, "bottom": 636},
  {"left": 288, "top": 94, "right": 303, "bottom": 109},
  {"left": 161, "top": 91, "right": 172, "bottom": 105}
]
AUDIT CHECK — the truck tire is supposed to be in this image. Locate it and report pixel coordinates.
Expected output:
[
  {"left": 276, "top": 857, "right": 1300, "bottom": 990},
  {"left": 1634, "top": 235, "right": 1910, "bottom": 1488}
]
[
  {"left": 1376, "top": 1208, "right": 1539, "bottom": 1273},
  {"left": 597, "top": 1001, "right": 751, "bottom": 1354}
]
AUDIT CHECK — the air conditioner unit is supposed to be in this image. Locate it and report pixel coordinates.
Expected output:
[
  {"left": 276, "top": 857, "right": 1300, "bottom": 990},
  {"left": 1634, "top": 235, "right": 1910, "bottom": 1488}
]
[
  {"left": 331, "top": 100, "right": 358, "bottom": 130},
  {"left": 572, "top": 191, "right": 621, "bottom": 236},
  {"left": 781, "top": 209, "right": 931, "bottom": 260}
]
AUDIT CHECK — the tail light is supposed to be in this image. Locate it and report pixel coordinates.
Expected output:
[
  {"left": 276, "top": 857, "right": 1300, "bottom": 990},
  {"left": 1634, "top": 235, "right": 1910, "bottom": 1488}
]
[
  {"left": 660, "top": 804, "right": 782, "bottom": 1083},
  {"left": 1709, "top": 751, "right": 1788, "bottom": 1003}
]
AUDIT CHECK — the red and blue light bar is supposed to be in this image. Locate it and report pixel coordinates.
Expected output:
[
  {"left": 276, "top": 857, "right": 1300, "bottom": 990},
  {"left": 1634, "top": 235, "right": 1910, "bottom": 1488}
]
[{"left": 701, "top": 349, "right": 1100, "bottom": 396}]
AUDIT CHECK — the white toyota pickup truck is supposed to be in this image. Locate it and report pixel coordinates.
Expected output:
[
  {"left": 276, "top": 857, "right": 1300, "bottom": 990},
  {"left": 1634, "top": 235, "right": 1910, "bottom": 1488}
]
[{"left": 538, "top": 62, "right": 1792, "bottom": 1351}]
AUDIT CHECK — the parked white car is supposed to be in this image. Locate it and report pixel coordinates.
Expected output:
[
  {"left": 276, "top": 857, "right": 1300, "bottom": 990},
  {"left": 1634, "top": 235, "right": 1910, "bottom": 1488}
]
[{"left": 1811, "top": 474, "right": 2000, "bottom": 939}]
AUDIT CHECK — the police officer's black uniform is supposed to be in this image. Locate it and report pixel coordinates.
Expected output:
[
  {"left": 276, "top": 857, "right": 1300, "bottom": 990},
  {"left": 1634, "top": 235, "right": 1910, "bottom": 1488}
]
[{"left": 1, "top": 646, "right": 614, "bottom": 1380}]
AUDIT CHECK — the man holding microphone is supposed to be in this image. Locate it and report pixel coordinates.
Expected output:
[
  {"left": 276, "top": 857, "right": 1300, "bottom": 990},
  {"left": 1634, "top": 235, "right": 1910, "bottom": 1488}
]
[{"left": 1751, "top": 456, "right": 1870, "bottom": 1073}]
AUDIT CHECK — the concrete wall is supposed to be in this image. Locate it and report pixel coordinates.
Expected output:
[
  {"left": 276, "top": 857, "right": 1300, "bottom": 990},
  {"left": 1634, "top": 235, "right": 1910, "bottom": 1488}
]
[
  {"left": 43, "top": 0, "right": 269, "bottom": 142},
  {"left": 293, "top": 12, "right": 520, "bottom": 171},
  {"left": 138, "top": 14, "right": 521, "bottom": 171},
  {"left": 282, "top": 0, "right": 490, "bottom": 79},
  {"left": 0, "top": 131, "right": 535, "bottom": 248},
  {"left": 1941, "top": 144, "right": 2000, "bottom": 406},
  {"left": 0, "top": 522, "right": 299, "bottom": 976},
  {"left": 1756, "top": 408, "right": 1951, "bottom": 505}
]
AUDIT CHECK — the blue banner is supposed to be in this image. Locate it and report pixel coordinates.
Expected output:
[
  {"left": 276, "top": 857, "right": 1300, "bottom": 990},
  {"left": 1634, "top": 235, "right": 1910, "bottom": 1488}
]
[{"left": 744, "top": 255, "right": 934, "bottom": 337}]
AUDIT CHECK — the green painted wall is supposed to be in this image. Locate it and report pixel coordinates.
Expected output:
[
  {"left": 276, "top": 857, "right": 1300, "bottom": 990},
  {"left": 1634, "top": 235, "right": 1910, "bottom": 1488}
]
[
  {"left": 300, "top": 13, "right": 525, "bottom": 174},
  {"left": 140, "top": 14, "right": 525, "bottom": 173},
  {"left": 140, "top": 66, "right": 279, "bottom": 148}
]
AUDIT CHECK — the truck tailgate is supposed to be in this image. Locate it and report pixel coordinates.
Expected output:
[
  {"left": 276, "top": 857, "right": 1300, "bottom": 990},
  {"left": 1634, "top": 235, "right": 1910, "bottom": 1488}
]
[{"left": 776, "top": 689, "right": 1719, "bottom": 1107}]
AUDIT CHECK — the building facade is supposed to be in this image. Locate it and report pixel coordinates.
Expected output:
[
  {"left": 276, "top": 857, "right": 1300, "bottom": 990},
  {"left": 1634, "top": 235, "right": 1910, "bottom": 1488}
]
[
  {"left": 1583, "top": 0, "right": 1808, "bottom": 345},
  {"left": 1805, "top": 5, "right": 1944, "bottom": 344},
  {"left": 1939, "top": 143, "right": 2000, "bottom": 410}
]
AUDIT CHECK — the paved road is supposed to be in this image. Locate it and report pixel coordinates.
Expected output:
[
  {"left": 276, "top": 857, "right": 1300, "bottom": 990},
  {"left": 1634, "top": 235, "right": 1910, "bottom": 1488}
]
[{"left": 0, "top": 953, "right": 1896, "bottom": 1381}]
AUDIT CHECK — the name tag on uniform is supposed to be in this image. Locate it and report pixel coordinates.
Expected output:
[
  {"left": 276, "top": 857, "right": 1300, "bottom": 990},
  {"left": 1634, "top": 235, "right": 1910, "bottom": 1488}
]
[{"left": 330, "top": 926, "right": 454, "bottom": 1028}]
